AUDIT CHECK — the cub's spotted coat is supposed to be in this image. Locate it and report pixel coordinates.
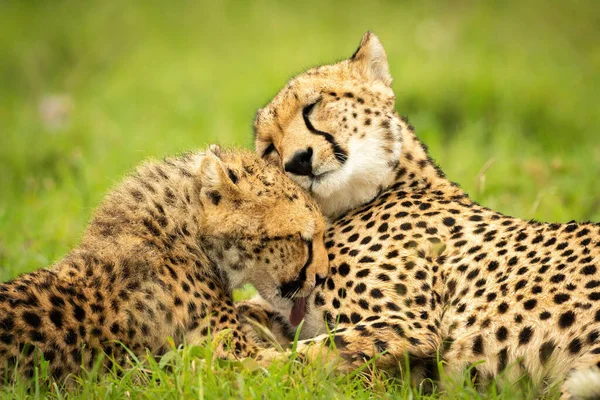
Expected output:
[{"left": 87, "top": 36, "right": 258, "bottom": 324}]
[
  {"left": 254, "top": 32, "right": 600, "bottom": 398},
  {"left": 0, "top": 146, "right": 327, "bottom": 381}
]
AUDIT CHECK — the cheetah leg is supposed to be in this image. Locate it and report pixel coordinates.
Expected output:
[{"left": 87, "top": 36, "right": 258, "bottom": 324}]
[
  {"left": 256, "top": 318, "right": 440, "bottom": 374},
  {"left": 182, "top": 299, "right": 290, "bottom": 363},
  {"left": 235, "top": 296, "right": 295, "bottom": 347},
  {"left": 561, "top": 353, "right": 600, "bottom": 400}
]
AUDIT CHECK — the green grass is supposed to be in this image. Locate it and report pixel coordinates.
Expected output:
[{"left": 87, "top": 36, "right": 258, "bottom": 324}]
[
  {"left": 0, "top": 338, "right": 559, "bottom": 400},
  {"left": 0, "top": 0, "right": 599, "bottom": 398}
]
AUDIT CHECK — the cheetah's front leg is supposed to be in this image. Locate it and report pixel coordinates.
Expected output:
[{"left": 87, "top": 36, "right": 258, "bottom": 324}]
[
  {"left": 181, "top": 299, "right": 291, "bottom": 363},
  {"left": 256, "top": 317, "right": 440, "bottom": 375},
  {"left": 235, "top": 297, "right": 295, "bottom": 348}
]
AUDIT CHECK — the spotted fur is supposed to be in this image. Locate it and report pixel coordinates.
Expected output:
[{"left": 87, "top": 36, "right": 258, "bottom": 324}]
[
  {"left": 254, "top": 32, "right": 600, "bottom": 399},
  {"left": 0, "top": 146, "right": 327, "bottom": 381}
]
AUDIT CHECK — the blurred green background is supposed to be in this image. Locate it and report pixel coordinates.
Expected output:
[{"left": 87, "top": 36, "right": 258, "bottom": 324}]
[{"left": 1, "top": 0, "right": 599, "bottom": 282}]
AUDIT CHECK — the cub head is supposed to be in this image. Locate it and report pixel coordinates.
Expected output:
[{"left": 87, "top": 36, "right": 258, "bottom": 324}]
[
  {"left": 254, "top": 32, "right": 403, "bottom": 218},
  {"left": 197, "top": 145, "right": 328, "bottom": 325}
]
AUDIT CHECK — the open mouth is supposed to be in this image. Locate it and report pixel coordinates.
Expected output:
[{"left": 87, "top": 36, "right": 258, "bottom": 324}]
[{"left": 289, "top": 297, "right": 308, "bottom": 326}]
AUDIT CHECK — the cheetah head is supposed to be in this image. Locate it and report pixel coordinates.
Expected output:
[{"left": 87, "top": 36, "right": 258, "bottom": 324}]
[
  {"left": 254, "top": 32, "right": 403, "bottom": 218},
  {"left": 197, "top": 146, "right": 328, "bottom": 325}
]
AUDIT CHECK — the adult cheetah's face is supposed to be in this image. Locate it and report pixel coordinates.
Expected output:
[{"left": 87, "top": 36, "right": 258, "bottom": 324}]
[
  {"left": 197, "top": 146, "right": 328, "bottom": 325},
  {"left": 254, "top": 32, "right": 403, "bottom": 218}
]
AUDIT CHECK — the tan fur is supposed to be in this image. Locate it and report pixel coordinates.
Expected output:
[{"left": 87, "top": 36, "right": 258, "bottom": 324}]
[
  {"left": 254, "top": 32, "right": 402, "bottom": 218},
  {"left": 253, "top": 33, "right": 600, "bottom": 399},
  {"left": 0, "top": 146, "right": 326, "bottom": 381}
]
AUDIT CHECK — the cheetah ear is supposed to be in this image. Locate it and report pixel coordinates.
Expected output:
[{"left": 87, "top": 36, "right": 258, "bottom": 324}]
[
  {"left": 350, "top": 31, "right": 392, "bottom": 87},
  {"left": 199, "top": 145, "right": 238, "bottom": 194}
]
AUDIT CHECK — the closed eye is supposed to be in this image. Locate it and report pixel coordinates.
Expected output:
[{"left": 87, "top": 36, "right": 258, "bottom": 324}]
[
  {"left": 301, "top": 100, "right": 321, "bottom": 131},
  {"left": 261, "top": 143, "right": 277, "bottom": 158},
  {"left": 301, "top": 99, "right": 348, "bottom": 164},
  {"left": 278, "top": 240, "right": 313, "bottom": 299}
]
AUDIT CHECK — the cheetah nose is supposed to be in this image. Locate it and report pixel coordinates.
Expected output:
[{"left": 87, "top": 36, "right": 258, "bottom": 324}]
[{"left": 284, "top": 148, "right": 313, "bottom": 176}]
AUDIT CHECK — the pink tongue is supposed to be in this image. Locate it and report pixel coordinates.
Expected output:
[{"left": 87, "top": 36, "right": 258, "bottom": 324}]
[{"left": 289, "top": 298, "right": 307, "bottom": 326}]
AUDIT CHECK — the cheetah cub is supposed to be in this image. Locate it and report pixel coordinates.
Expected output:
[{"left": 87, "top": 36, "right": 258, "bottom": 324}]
[
  {"left": 0, "top": 146, "right": 328, "bottom": 381},
  {"left": 254, "top": 32, "right": 600, "bottom": 399}
]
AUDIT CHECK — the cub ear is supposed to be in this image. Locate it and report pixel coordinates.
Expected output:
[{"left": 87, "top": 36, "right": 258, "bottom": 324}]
[
  {"left": 199, "top": 145, "right": 238, "bottom": 194},
  {"left": 350, "top": 31, "right": 392, "bottom": 87}
]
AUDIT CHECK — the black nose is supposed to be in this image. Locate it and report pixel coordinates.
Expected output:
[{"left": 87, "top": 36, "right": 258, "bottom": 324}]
[{"left": 284, "top": 148, "right": 313, "bottom": 176}]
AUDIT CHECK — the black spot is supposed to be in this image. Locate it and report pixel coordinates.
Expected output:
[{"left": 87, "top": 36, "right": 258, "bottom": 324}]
[
  {"left": 358, "top": 299, "right": 369, "bottom": 310},
  {"left": 523, "top": 299, "right": 537, "bottom": 310},
  {"left": 498, "top": 348, "right": 508, "bottom": 373},
  {"left": 378, "top": 223, "right": 389, "bottom": 233},
  {"left": 554, "top": 293, "right": 570, "bottom": 304},
  {"left": 355, "top": 268, "right": 372, "bottom": 279},
  {"left": 332, "top": 298, "right": 341, "bottom": 309},
  {"left": 487, "top": 261, "right": 499, "bottom": 271},
  {"left": 368, "top": 244, "right": 382, "bottom": 252},
  {"left": 355, "top": 283, "right": 366, "bottom": 294},
  {"left": 350, "top": 313, "right": 362, "bottom": 323},
  {"left": 49, "top": 295, "right": 65, "bottom": 307},
  {"left": 472, "top": 335, "right": 484, "bottom": 355},
  {"left": 590, "top": 292, "right": 600, "bottom": 301},
  {"left": 496, "top": 327, "right": 508, "bottom": 342},
  {"left": 0, "top": 334, "right": 13, "bottom": 345},
  {"left": 395, "top": 283, "right": 407, "bottom": 296},
  {"left": 338, "top": 263, "right": 351, "bottom": 276},
  {"left": 110, "top": 323, "right": 120, "bottom": 334},
  {"left": 443, "top": 217, "right": 456, "bottom": 227},
  {"left": 49, "top": 309, "right": 63, "bottom": 329},
  {"left": 539, "top": 311, "right": 551, "bottom": 320},
  {"left": 466, "top": 269, "right": 480, "bottom": 281},
  {"left": 518, "top": 326, "right": 533, "bottom": 345},
  {"left": 581, "top": 265, "right": 597, "bottom": 275},
  {"left": 559, "top": 311, "right": 576, "bottom": 329},
  {"left": 467, "top": 315, "right": 476, "bottom": 326},
  {"left": 142, "top": 218, "right": 161, "bottom": 237},
  {"left": 0, "top": 317, "right": 14, "bottom": 331},
  {"left": 569, "top": 338, "right": 582, "bottom": 354},
  {"left": 30, "top": 331, "right": 45, "bottom": 342},
  {"left": 23, "top": 312, "right": 41, "bottom": 328},
  {"left": 64, "top": 329, "right": 77, "bottom": 345},
  {"left": 539, "top": 341, "right": 555, "bottom": 365}
]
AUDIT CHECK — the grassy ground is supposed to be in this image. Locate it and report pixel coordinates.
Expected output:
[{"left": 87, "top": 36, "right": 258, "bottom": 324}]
[{"left": 0, "top": 0, "right": 599, "bottom": 398}]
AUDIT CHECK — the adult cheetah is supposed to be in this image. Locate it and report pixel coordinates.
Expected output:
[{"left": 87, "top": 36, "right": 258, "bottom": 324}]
[
  {"left": 253, "top": 32, "right": 600, "bottom": 398},
  {"left": 0, "top": 146, "right": 327, "bottom": 382}
]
